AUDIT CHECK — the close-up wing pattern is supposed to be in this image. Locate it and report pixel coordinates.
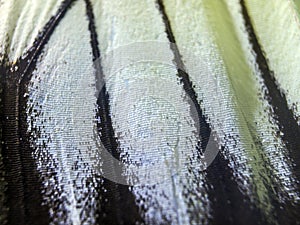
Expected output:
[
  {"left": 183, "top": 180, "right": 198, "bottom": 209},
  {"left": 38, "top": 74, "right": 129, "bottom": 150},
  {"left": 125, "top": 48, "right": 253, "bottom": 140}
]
[{"left": 0, "top": 0, "right": 300, "bottom": 224}]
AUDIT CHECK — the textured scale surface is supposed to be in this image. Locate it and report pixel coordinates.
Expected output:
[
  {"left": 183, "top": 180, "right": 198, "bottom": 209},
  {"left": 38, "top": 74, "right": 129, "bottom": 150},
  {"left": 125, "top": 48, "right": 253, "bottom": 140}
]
[{"left": 0, "top": 0, "right": 300, "bottom": 224}]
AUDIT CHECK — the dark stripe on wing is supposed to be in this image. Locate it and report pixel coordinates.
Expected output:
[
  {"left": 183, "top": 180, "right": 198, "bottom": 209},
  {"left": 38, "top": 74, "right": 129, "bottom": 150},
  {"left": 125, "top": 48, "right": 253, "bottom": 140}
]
[
  {"left": 84, "top": 1, "right": 143, "bottom": 224},
  {"left": 156, "top": 0, "right": 210, "bottom": 150},
  {"left": 1, "top": 1, "right": 76, "bottom": 224},
  {"left": 240, "top": 0, "right": 300, "bottom": 189},
  {"left": 156, "top": 1, "right": 266, "bottom": 224},
  {"left": 240, "top": 0, "right": 300, "bottom": 222}
]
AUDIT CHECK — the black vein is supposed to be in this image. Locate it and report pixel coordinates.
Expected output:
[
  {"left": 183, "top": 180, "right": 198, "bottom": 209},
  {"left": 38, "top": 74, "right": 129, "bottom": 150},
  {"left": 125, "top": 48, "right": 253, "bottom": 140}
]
[
  {"left": 1, "top": 0, "right": 75, "bottom": 224},
  {"left": 84, "top": 1, "right": 143, "bottom": 224},
  {"left": 156, "top": 0, "right": 210, "bottom": 151},
  {"left": 156, "top": 1, "right": 266, "bottom": 224},
  {"left": 240, "top": 0, "right": 300, "bottom": 185},
  {"left": 240, "top": 1, "right": 300, "bottom": 223}
]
